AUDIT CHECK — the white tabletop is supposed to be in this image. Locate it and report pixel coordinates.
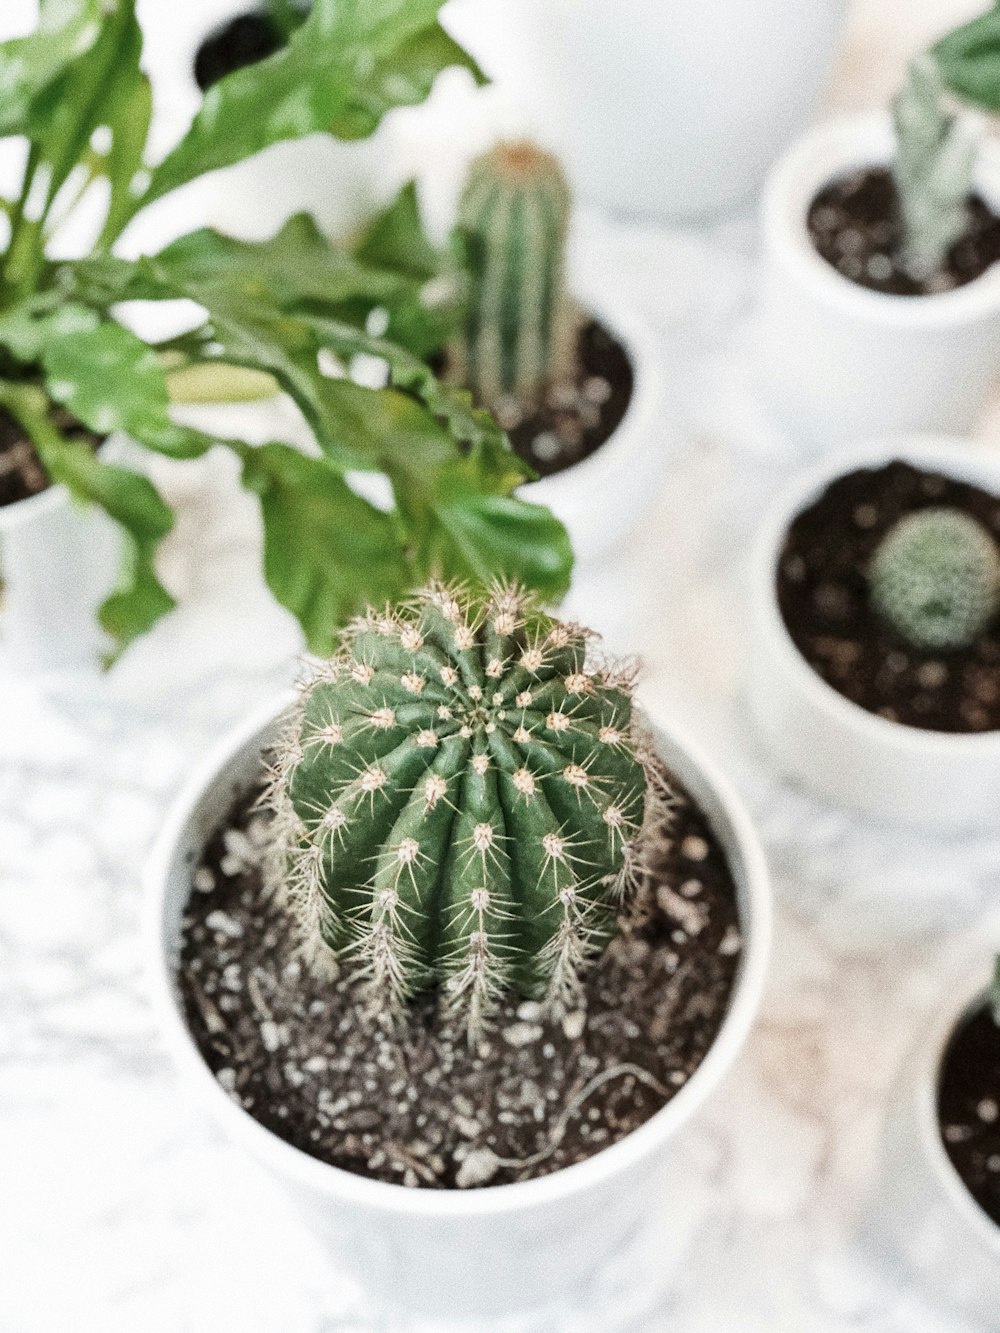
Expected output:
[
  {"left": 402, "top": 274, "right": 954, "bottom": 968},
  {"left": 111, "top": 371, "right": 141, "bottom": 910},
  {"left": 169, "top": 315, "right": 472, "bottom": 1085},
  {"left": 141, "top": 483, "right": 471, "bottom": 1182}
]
[{"left": 3, "top": 2, "right": 1000, "bottom": 1330}]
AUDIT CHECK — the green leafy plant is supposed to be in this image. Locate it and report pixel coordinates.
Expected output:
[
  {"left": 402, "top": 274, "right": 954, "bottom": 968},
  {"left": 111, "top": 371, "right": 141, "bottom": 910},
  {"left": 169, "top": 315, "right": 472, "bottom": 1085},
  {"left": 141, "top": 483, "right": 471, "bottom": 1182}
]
[
  {"left": 267, "top": 581, "right": 670, "bottom": 1033},
  {"left": 892, "top": 57, "right": 977, "bottom": 278},
  {"left": 868, "top": 506, "right": 1000, "bottom": 651},
  {"left": 0, "top": 0, "right": 572, "bottom": 661},
  {"left": 448, "top": 141, "right": 578, "bottom": 415},
  {"left": 934, "top": 3, "right": 1000, "bottom": 112}
]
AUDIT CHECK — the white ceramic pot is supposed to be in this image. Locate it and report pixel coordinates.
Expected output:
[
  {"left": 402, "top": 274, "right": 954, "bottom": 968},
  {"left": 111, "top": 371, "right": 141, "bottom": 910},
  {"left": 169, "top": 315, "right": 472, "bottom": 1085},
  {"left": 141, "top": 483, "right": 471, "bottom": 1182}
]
[
  {"left": 0, "top": 461, "right": 121, "bottom": 673},
  {"left": 145, "top": 693, "right": 771, "bottom": 1322},
  {"left": 523, "top": 287, "right": 666, "bottom": 566},
  {"left": 759, "top": 116, "right": 1000, "bottom": 453},
  {"left": 870, "top": 973, "right": 1000, "bottom": 1327},
  {"left": 747, "top": 437, "right": 1000, "bottom": 829},
  {"left": 446, "top": 0, "right": 845, "bottom": 220}
]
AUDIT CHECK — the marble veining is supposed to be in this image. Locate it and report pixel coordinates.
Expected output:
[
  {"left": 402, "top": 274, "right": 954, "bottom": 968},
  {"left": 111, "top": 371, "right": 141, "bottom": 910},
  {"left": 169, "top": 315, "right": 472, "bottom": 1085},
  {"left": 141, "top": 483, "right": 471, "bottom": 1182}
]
[{"left": 3, "top": 1, "right": 1000, "bottom": 1328}]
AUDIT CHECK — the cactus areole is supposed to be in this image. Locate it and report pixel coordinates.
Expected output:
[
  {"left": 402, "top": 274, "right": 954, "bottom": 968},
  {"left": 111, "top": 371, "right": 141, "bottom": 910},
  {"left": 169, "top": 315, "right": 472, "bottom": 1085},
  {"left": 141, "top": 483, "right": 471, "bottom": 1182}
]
[{"left": 269, "top": 584, "right": 662, "bottom": 1032}]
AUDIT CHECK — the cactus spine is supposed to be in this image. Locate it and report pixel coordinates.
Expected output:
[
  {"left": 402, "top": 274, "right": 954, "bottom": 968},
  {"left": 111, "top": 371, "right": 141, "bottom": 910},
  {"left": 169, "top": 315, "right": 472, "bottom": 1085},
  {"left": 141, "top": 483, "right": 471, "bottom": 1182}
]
[
  {"left": 453, "top": 141, "right": 577, "bottom": 413},
  {"left": 892, "top": 56, "right": 977, "bottom": 278},
  {"left": 269, "top": 583, "right": 666, "bottom": 1032},
  {"left": 869, "top": 506, "right": 1000, "bottom": 651}
]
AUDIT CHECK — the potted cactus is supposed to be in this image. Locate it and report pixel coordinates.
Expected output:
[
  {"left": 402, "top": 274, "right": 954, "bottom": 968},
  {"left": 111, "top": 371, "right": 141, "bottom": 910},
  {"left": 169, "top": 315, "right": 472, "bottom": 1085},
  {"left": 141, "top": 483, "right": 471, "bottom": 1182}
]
[
  {"left": 147, "top": 582, "right": 770, "bottom": 1319},
  {"left": 873, "top": 957, "right": 1000, "bottom": 1326},
  {"left": 389, "top": 140, "right": 663, "bottom": 564},
  {"left": 758, "top": 51, "right": 1000, "bottom": 450},
  {"left": 747, "top": 437, "right": 1000, "bottom": 827},
  {"left": 0, "top": 1, "right": 570, "bottom": 671}
]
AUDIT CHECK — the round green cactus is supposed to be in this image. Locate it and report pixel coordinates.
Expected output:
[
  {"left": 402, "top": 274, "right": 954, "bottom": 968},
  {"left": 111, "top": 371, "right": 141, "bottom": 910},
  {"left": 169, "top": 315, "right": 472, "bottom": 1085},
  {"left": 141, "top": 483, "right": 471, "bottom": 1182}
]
[
  {"left": 269, "top": 584, "right": 661, "bottom": 1031},
  {"left": 452, "top": 140, "right": 577, "bottom": 414},
  {"left": 869, "top": 506, "right": 1000, "bottom": 650}
]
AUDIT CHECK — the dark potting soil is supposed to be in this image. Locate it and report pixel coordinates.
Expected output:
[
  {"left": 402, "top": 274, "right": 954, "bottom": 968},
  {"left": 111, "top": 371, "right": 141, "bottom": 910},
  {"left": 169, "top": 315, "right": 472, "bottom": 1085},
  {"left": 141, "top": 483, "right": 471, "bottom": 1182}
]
[
  {"left": 777, "top": 461, "right": 1000, "bottom": 734},
  {"left": 808, "top": 167, "right": 1000, "bottom": 296},
  {"left": 500, "top": 319, "right": 634, "bottom": 480},
  {"left": 939, "top": 1001, "right": 1000, "bottom": 1227},
  {"left": 177, "top": 764, "right": 742, "bottom": 1190},
  {"left": 0, "top": 407, "right": 99, "bottom": 509},
  {"left": 194, "top": 12, "right": 285, "bottom": 91}
]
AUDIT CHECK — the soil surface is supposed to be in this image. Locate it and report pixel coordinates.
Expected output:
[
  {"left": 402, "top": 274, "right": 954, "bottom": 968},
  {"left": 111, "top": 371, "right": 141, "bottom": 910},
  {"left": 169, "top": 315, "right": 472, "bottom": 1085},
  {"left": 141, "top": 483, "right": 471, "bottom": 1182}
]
[
  {"left": 939, "top": 1001, "right": 1000, "bottom": 1227},
  {"left": 777, "top": 461, "right": 1000, "bottom": 733},
  {"left": 194, "top": 11, "right": 284, "bottom": 91},
  {"left": 808, "top": 167, "right": 1000, "bottom": 296},
  {"left": 0, "top": 407, "right": 98, "bottom": 509},
  {"left": 500, "top": 319, "right": 633, "bottom": 480},
  {"left": 177, "top": 763, "right": 742, "bottom": 1189}
]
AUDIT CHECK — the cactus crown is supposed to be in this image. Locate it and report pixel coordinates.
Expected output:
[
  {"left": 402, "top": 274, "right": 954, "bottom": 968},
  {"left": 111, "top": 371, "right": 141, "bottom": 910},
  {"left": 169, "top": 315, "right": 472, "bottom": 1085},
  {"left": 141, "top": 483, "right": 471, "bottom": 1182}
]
[
  {"left": 452, "top": 140, "right": 578, "bottom": 414},
  {"left": 892, "top": 56, "right": 977, "bottom": 278},
  {"left": 869, "top": 506, "right": 1000, "bottom": 651},
  {"left": 268, "top": 583, "right": 667, "bottom": 1033}
]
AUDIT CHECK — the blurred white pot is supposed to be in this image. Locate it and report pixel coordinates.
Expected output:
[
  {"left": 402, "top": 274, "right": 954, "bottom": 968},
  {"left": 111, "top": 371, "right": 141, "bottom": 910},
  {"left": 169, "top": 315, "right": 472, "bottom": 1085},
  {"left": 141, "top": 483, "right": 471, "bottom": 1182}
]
[
  {"left": 444, "top": 0, "right": 845, "bottom": 220},
  {"left": 746, "top": 437, "right": 1000, "bottom": 830},
  {"left": 759, "top": 116, "right": 1000, "bottom": 453},
  {"left": 146, "top": 694, "right": 771, "bottom": 1322},
  {"left": 524, "top": 286, "right": 666, "bottom": 566},
  {"left": 871, "top": 973, "right": 1000, "bottom": 1328},
  {"left": 0, "top": 450, "right": 121, "bottom": 673}
]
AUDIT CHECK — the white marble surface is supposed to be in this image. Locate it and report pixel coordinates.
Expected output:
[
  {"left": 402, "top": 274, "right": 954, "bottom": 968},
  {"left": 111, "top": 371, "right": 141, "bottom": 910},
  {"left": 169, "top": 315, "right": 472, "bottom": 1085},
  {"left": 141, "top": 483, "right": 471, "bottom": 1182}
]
[{"left": 4, "top": 2, "right": 1000, "bottom": 1330}]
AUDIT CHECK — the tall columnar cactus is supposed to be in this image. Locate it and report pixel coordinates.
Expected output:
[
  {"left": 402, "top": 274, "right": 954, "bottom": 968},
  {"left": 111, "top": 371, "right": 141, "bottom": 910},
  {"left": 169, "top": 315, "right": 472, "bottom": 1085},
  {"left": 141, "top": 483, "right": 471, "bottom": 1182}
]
[
  {"left": 452, "top": 141, "right": 578, "bottom": 413},
  {"left": 269, "top": 584, "right": 665, "bottom": 1032},
  {"left": 892, "top": 56, "right": 977, "bottom": 278},
  {"left": 869, "top": 506, "right": 1000, "bottom": 651}
]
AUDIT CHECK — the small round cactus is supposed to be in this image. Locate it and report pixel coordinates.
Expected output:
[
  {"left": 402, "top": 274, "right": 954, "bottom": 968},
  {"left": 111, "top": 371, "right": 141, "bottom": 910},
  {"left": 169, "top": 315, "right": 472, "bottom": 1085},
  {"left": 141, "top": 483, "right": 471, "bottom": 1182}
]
[
  {"left": 268, "top": 584, "right": 665, "bottom": 1032},
  {"left": 452, "top": 140, "right": 578, "bottom": 414},
  {"left": 869, "top": 506, "right": 1000, "bottom": 650}
]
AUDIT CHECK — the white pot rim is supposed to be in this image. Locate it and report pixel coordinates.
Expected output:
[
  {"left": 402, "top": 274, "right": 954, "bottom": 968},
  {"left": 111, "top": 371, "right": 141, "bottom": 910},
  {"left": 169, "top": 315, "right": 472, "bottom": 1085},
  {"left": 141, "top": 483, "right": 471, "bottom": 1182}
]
[
  {"left": 145, "top": 691, "right": 771, "bottom": 1221},
  {"left": 0, "top": 434, "right": 117, "bottom": 534},
  {"left": 523, "top": 282, "right": 663, "bottom": 509},
  {"left": 751, "top": 435, "right": 1000, "bottom": 757},
  {"left": 914, "top": 973, "right": 1000, "bottom": 1255},
  {"left": 762, "top": 113, "right": 1000, "bottom": 329}
]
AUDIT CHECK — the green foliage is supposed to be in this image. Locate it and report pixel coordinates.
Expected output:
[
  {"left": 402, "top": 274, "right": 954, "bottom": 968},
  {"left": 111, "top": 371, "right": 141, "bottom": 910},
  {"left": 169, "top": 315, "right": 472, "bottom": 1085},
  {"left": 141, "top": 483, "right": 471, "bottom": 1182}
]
[
  {"left": 0, "top": 1, "right": 571, "bottom": 662},
  {"left": 892, "top": 57, "right": 977, "bottom": 278},
  {"left": 452, "top": 141, "right": 577, "bottom": 413},
  {"left": 934, "top": 4, "right": 1000, "bottom": 112},
  {"left": 269, "top": 583, "right": 661, "bottom": 1031},
  {"left": 869, "top": 506, "right": 1000, "bottom": 651}
]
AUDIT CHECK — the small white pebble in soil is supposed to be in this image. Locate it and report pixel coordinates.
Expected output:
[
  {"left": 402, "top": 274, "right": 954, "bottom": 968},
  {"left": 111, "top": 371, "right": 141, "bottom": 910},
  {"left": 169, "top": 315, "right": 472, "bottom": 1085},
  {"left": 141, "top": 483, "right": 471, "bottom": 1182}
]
[
  {"left": 977, "top": 1098, "right": 999, "bottom": 1124},
  {"left": 944, "top": 1124, "right": 974, "bottom": 1144},
  {"left": 516, "top": 1000, "right": 544, "bottom": 1022},
  {"left": 583, "top": 375, "right": 612, "bottom": 405},
  {"left": 503, "top": 1022, "right": 542, "bottom": 1047},
  {"left": 260, "top": 1020, "right": 283, "bottom": 1053},
  {"left": 680, "top": 879, "right": 702, "bottom": 899},
  {"left": 193, "top": 867, "right": 215, "bottom": 894},
  {"left": 853, "top": 503, "right": 879, "bottom": 529},
  {"left": 917, "top": 661, "right": 948, "bottom": 690},
  {"left": 681, "top": 835, "right": 709, "bottom": 862},
  {"left": 670, "top": 1071, "right": 687, "bottom": 1086},
  {"left": 987, "top": 1155, "right": 1000, "bottom": 1173},
  {"left": 562, "top": 1010, "right": 586, "bottom": 1040},
  {"left": 206, "top": 910, "right": 242, "bottom": 938},
  {"left": 219, "top": 855, "right": 243, "bottom": 877},
  {"left": 457, "top": 1148, "right": 501, "bottom": 1189},
  {"left": 216, "top": 1067, "right": 237, "bottom": 1093},
  {"left": 866, "top": 255, "right": 893, "bottom": 283},
  {"left": 719, "top": 926, "right": 742, "bottom": 957},
  {"left": 454, "top": 1115, "right": 482, "bottom": 1139},
  {"left": 531, "top": 431, "right": 561, "bottom": 463}
]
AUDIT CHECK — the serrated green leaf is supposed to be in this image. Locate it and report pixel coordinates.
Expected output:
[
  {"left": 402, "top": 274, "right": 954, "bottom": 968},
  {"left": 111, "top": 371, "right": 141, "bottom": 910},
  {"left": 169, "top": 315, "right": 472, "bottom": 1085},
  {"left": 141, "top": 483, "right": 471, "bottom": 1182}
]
[
  {"left": 38, "top": 318, "right": 213, "bottom": 458},
  {"left": 240, "top": 441, "right": 409, "bottom": 654},
  {"left": 353, "top": 181, "right": 440, "bottom": 280},
  {"left": 935, "top": 8, "right": 1000, "bottom": 111},
  {"left": 0, "top": 380, "right": 176, "bottom": 659},
  {"left": 142, "top": 0, "right": 484, "bottom": 208},
  {"left": 0, "top": 1, "right": 103, "bottom": 139}
]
